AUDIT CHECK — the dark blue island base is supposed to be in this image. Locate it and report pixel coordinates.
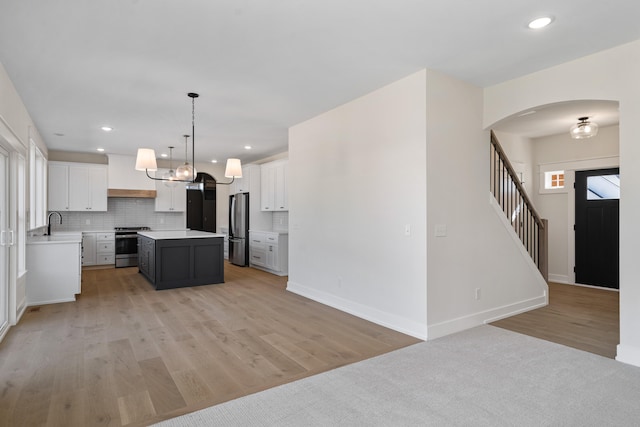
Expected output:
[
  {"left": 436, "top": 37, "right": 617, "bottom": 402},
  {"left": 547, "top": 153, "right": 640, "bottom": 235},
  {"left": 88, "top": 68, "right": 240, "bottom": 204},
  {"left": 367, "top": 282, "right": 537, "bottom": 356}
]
[{"left": 137, "top": 232, "right": 224, "bottom": 290}]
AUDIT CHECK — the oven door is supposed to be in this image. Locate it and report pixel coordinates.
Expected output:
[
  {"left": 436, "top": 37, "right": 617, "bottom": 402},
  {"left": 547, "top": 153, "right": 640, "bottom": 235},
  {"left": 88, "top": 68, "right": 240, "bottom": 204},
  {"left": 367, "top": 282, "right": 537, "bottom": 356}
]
[{"left": 115, "top": 234, "right": 139, "bottom": 267}]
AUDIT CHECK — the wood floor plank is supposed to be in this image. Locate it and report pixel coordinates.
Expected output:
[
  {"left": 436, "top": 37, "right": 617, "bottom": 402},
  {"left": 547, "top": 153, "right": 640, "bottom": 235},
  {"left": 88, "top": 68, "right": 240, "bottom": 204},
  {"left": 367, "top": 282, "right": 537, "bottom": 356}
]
[
  {"left": 107, "top": 339, "right": 147, "bottom": 397},
  {"left": 170, "top": 368, "right": 215, "bottom": 406},
  {"left": 116, "top": 390, "right": 156, "bottom": 426},
  {"left": 260, "top": 332, "right": 328, "bottom": 371},
  {"left": 46, "top": 389, "right": 85, "bottom": 427},
  {"left": 138, "top": 357, "right": 187, "bottom": 414},
  {"left": 0, "top": 263, "right": 419, "bottom": 426}
]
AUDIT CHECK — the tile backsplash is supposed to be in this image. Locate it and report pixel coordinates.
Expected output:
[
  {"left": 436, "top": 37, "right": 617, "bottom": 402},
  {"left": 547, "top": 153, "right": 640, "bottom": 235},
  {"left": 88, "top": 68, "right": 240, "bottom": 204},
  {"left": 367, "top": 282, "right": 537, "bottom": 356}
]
[
  {"left": 47, "top": 198, "right": 185, "bottom": 232},
  {"left": 272, "top": 211, "right": 289, "bottom": 232}
]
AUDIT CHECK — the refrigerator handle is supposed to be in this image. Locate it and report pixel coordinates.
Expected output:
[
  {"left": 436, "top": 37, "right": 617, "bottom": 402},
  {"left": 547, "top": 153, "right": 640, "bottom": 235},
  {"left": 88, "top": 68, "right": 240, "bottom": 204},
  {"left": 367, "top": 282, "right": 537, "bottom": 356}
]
[{"left": 230, "top": 195, "right": 236, "bottom": 234}]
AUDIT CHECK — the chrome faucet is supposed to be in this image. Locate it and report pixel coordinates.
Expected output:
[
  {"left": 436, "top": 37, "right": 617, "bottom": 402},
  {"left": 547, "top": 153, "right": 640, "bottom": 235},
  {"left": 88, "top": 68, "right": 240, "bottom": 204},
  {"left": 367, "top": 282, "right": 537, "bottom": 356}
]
[{"left": 47, "top": 211, "right": 62, "bottom": 236}]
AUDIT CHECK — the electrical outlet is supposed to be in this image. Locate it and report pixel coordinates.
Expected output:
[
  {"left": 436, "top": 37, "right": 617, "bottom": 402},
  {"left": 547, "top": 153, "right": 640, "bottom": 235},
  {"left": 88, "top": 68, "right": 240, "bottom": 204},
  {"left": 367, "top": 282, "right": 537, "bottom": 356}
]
[
  {"left": 85, "top": 219, "right": 90, "bottom": 225},
  {"left": 475, "top": 288, "right": 481, "bottom": 300}
]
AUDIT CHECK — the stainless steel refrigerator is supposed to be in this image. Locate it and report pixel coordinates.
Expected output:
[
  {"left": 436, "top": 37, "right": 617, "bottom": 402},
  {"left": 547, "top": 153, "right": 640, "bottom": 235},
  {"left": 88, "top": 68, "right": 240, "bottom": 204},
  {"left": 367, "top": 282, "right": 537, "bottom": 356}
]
[{"left": 229, "top": 192, "right": 249, "bottom": 266}]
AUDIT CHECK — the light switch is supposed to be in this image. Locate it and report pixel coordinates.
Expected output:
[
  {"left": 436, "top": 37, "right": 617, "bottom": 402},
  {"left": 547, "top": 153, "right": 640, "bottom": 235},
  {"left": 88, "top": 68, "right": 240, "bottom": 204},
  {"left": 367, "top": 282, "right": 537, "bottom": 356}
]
[
  {"left": 435, "top": 224, "right": 447, "bottom": 237},
  {"left": 404, "top": 224, "right": 411, "bottom": 236}
]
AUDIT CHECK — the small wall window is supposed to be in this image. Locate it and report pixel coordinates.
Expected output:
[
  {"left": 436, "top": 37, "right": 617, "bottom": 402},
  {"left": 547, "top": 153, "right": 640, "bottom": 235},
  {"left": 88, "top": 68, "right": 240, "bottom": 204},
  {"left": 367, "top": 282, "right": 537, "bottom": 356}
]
[{"left": 545, "top": 170, "right": 565, "bottom": 189}]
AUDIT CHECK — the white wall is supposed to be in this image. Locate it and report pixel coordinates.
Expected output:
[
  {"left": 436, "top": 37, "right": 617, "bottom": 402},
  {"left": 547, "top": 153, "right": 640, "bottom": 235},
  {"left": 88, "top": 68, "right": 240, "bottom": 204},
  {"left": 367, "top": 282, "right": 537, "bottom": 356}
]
[
  {"left": 493, "top": 131, "right": 534, "bottom": 193},
  {"left": 484, "top": 39, "right": 640, "bottom": 367},
  {"left": 425, "top": 70, "right": 547, "bottom": 338},
  {"left": 531, "top": 125, "right": 619, "bottom": 283},
  {"left": 288, "top": 69, "right": 547, "bottom": 340},
  {"left": 288, "top": 70, "right": 429, "bottom": 338}
]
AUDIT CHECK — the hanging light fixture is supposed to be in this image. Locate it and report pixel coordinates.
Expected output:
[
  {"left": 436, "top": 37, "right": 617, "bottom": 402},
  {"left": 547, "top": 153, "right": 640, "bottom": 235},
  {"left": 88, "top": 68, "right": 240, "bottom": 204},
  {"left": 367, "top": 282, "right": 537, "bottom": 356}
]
[
  {"left": 135, "top": 92, "right": 243, "bottom": 184},
  {"left": 175, "top": 134, "right": 196, "bottom": 181},
  {"left": 162, "top": 146, "right": 179, "bottom": 187},
  {"left": 570, "top": 116, "right": 599, "bottom": 139}
]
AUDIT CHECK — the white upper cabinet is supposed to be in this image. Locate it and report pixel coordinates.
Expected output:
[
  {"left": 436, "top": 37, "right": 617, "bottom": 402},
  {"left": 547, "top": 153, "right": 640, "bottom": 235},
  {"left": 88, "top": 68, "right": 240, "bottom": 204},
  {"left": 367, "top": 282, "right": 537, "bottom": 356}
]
[
  {"left": 48, "top": 163, "right": 69, "bottom": 211},
  {"left": 48, "top": 162, "right": 108, "bottom": 211},
  {"left": 260, "top": 160, "right": 288, "bottom": 211},
  {"left": 154, "top": 169, "right": 186, "bottom": 212}
]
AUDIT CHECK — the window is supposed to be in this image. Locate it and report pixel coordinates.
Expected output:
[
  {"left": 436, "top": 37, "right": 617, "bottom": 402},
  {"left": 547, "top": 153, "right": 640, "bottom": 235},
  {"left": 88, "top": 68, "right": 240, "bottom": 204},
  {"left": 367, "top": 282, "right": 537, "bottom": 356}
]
[
  {"left": 17, "top": 154, "right": 26, "bottom": 276},
  {"left": 587, "top": 174, "right": 620, "bottom": 200},
  {"left": 29, "top": 140, "right": 47, "bottom": 229},
  {"left": 545, "top": 170, "right": 564, "bottom": 190}
]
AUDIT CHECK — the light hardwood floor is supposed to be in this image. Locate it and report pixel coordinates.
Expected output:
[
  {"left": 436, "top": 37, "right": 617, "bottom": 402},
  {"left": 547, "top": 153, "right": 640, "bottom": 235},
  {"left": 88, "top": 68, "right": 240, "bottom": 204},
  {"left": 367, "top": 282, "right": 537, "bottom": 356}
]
[
  {"left": 0, "top": 263, "right": 420, "bottom": 427},
  {"left": 491, "top": 282, "right": 619, "bottom": 359}
]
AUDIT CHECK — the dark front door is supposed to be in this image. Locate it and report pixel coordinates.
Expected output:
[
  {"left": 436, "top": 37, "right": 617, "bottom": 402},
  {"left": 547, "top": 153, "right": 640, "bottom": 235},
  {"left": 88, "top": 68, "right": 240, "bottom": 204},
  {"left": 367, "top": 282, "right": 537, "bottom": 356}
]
[{"left": 575, "top": 168, "right": 619, "bottom": 288}]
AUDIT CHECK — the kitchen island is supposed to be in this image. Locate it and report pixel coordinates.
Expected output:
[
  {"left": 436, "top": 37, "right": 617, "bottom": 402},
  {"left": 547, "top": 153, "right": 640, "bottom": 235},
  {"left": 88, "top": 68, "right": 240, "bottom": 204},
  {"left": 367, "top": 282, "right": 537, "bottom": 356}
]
[{"left": 137, "top": 230, "right": 225, "bottom": 290}]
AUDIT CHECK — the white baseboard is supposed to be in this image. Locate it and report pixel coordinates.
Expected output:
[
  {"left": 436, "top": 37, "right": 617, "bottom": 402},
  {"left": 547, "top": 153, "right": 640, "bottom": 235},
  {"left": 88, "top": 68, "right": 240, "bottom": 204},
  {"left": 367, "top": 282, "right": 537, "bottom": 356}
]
[
  {"left": 286, "top": 280, "right": 427, "bottom": 340},
  {"left": 616, "top": 344, "right": 640, "bottom": 368},
  {"left": 548, "top": 274, "right": 570, "bottom": 284},
  {"left": 26, "top": 297, "right": 76, "bottom": 306},
  {"left": 427, "top": 295, "right": 548, "bottom": 340}
]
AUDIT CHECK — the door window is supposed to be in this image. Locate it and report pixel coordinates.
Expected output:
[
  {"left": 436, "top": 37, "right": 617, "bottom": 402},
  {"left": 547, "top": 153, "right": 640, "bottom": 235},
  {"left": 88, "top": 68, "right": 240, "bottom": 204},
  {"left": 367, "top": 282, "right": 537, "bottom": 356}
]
[{"left": 586, "top": 174, "right": 620, "bottom": 200}]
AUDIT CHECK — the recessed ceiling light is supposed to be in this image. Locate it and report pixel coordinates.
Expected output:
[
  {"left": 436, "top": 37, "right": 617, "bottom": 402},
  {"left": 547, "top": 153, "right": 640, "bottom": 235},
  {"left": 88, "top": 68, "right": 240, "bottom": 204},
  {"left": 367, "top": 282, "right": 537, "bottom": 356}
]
[
  {"left": 160, "top": 153, "right": 168, "bottom": 158},
  {"left": 96, "top": 148, "right": 105, "bottom": 152},
  {"left": 211, "top": 159, "right": 218, "bottom": 163},
  {"left": 244, "top": 145, "right": 252, "bottom": 150},
  {"left": 528, "top": 16, "right": 553, "bottom": 29},
  {"left": 101, "top": 126, "right": 113, "bottom": 132}
]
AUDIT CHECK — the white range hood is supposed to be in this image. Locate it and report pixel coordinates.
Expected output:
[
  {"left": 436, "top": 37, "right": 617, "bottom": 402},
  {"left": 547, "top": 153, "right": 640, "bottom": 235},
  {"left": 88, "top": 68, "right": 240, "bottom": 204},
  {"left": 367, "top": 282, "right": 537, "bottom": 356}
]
[{"left": 107, "top": 154, "right": 157, "bottom": 198}]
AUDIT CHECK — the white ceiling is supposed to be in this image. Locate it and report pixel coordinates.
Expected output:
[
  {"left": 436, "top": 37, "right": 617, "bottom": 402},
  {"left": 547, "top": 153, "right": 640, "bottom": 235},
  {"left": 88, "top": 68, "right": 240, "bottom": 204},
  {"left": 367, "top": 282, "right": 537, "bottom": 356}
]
[{"left": 0, "top": 1, "right": 637, "bottom": 163}]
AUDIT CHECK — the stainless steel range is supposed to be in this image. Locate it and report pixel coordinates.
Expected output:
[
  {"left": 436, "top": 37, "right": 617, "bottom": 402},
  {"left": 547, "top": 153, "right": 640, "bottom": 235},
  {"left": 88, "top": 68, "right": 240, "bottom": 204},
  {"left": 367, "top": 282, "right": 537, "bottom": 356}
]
[{"left": 114, "top": 226, "right": 150, "bottom": 268}]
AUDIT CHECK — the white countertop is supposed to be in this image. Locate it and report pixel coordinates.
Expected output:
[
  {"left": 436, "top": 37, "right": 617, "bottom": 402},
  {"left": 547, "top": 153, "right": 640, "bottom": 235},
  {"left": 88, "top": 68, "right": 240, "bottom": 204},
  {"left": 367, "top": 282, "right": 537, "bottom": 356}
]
[
  {"left": 249, "top": 230, "right": 289, "bottom": 235},
  {"left": 138, "top": 230, "right": 225, "bottom": 240},
  {"left": 27, "top": 232, "right": 83, "bottom": 245}
]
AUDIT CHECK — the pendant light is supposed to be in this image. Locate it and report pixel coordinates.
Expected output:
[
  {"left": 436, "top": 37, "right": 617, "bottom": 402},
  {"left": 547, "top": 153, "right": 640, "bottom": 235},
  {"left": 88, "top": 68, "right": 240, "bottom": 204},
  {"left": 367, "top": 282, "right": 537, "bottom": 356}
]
[
  {"left": 570, "top": 117, "right": 599, "bottom": 139},
  {"left": 135, "top": 92, "right": 243, "bottom": 184},
  {"left": 162, "top": 146, "right": 179, "bottom": 187},
  {"left": 175, "top": 134, "right": 197, "bottom": 181}
]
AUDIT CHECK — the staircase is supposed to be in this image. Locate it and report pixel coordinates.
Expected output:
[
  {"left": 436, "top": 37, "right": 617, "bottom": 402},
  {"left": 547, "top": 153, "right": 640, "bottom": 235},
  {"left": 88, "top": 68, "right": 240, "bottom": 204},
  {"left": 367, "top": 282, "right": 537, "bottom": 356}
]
[{"left": 490, "top": 131, "right": 548, "bottom": 281}]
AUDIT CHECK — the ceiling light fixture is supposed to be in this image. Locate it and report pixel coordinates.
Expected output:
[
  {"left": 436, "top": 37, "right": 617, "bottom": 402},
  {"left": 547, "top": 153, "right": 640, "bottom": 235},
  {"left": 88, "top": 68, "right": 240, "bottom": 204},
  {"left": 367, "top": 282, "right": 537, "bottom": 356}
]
[
  {"left": 570, "top": 116, "right": 599, "bottom": 139},
  {"left": 101, "top": 126, "right": 113, "bottom": 132},
  {"left": 96, "top": 148, "right": 105, "bottom": 152},
  {"left": 135, "top": 92, "right": 243, "bottom": 185},
  {"left": 528, "top": 16, "right": 553, "bottom": 29}
]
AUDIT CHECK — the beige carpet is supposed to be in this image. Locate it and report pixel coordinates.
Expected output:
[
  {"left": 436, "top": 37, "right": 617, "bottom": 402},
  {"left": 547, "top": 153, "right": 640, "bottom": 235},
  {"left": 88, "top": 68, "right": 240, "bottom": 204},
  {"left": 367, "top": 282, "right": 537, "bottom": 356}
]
[{"left": 154, "top": 325, "right": 640, "bottom": 426}]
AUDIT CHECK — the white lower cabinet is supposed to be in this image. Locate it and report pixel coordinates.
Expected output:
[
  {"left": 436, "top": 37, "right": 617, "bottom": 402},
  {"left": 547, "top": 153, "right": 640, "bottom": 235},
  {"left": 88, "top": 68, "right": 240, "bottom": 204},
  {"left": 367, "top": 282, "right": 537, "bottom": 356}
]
[
  {"left": 26, "top": 241, "right": 82, "bottom": 305},
  {"left": 96, "top": 232, "right": 115, "bottom": 265},
  {"left": 82, "top": 233, "right": 97, "bottom": 266},
  {"left": 249, "top": 231, "right": 288, "bottom": 276},
  {"left": 82, "top": 232, "right": 115, "bottom": 266}
]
